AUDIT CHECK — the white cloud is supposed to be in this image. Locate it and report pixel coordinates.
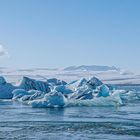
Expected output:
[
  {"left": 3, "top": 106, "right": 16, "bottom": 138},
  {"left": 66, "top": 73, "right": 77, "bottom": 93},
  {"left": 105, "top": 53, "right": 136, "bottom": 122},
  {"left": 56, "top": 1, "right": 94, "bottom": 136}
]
[{"left": 0, "top": 45, "right": 9, "bottom": 57}]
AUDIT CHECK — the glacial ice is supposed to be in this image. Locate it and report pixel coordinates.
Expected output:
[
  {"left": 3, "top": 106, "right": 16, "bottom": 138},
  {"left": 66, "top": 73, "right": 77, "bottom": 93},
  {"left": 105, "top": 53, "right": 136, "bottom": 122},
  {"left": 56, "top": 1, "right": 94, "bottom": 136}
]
[
  {"left": 0, "top": 76, "right": 66, "bottom": 99},
  {"left": 47, "top": 78, "right": 67, "bottom": 86},
  {"left": 12, "top": 89, "right": 29, "bottom": 100},
  {"left": 18, "top": 77, "right": 51, "bottom": 92},
  {"left": 87, "top": 77, "right": 103, "bottom": 89},
  {"left": 29, "top": 91, "right": 46, "bottom": 100},
  {"left": 67, "top": 93, "right": 123, "bottom": 107},
  {"left": 0, "top": 77, "right": 16, "bottom": 99},
  {"left": 97, "top": 84, "right": 110, "bottom": 97},
  {"left": 29, "top": 91, "right": 67, "bottom": 108},
  {"left": 0, "top": 75, "right": 136, "bottom": 107},
  {"left": 0, "top": 76, "right": 6, "bottom": 85},
  {"left": 68, "top": 78, "right": 88, "bottom": 90},
  {"left": 54, "top": 85, "right": 73, "bottom": 94},
  {"left": 25, "top": 76, "right": 125, "bottom": 107}
]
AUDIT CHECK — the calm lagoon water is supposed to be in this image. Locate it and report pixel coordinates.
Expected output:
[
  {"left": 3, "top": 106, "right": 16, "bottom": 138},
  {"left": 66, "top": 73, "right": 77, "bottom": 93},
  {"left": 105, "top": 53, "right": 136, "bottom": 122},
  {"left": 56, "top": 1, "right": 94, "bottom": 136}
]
[{"left": 0, "top": 86, "right": 140, "bottom": 140}]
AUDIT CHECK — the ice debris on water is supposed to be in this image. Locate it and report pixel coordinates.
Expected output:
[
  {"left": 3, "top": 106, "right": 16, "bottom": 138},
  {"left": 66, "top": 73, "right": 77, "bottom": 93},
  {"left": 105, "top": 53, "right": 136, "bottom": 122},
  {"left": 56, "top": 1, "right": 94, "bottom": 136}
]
[{"left": 0, "top": 75, "right": 139, "bottom": 107}]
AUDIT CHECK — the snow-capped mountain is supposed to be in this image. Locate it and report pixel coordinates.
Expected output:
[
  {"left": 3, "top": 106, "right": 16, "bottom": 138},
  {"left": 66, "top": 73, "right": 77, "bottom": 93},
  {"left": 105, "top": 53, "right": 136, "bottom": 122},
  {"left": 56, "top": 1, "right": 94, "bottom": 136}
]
[
  {"left": 0, "top": 65, "right": 139, "bottom": 85},
  {"left": 63, "top": 65, "right": 120, "bottom": 72}
]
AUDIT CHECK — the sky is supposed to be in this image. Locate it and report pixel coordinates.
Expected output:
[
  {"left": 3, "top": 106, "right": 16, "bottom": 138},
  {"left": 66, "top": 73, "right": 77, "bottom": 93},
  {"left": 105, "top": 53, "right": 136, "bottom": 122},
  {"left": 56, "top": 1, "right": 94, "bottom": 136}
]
[{"left": 0, "top": 0, "right": 140, "bottom": 73}]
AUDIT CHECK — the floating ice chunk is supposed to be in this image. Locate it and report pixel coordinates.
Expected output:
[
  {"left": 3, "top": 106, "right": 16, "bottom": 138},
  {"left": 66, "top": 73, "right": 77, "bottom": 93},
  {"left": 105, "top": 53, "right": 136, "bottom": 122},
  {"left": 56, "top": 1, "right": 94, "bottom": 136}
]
[
  {"left": 29, "top": 91, "right": 45, "bottom": 100},
  {"left": 18, "top": 77, "right": 50, "bottom": 92},
  {"left": 70, "top": 87, "right": 94, "bottom": 100},
  {"left": 47, "top": 78, "right": 67, "bottom": 86},
  {"left": 97, "top": 84, "right": 110, "bottom": 97},
  {"left": 12, "top": 89, "right": 45, "bottom": 101},
  {"left": 71, "top": 77, "right": 103, "bottom": 95},
  {"left": 12, "top": 89, "right": 29, "bottom": 100},
  {"left": 29, "top": 100, "right": 46, "bottom": 108},
  {"left": 69, "top": 77, "right": 103, "bottom": 93},
  {"left": 107, "top": 84, "right": 116, "bottom": 90},
  {"left": 74, "top": 78, "right": 87, "bottom": 87},
  {"left": 0, "top": 83, "right": 16, "bottom": 99},
  {"left": 29, "top": 91, "right": 67, "bottom": 108},
  {"left": 75, "top": 78, "right": 87, "bottom": 87},
  {"left": 28, "top": 90, "right": 38, "bottom": 95},
  {"left": 68, "top": 78, "right": 87, "bottom": 90},
  {"left": 54, "top": 85, "right": 73, "bottom": 94},
  {"left": 44, "top": 91, "right": 67, "bottom": 106},
  {"left": 76, "top": 91, "right": 93, "bottom": 100},
  {"left": 87, "top": 77, "right": 103, "bottom": 89},
  {"left": 0, "top": 76, "right": 6, "bottom": 85},
  {"left": 0, "top": 77, "right": 16, "bottom": 99},
  {"left": 67, "top": 93, "right": 123, "bottom": 107},
  {"left": 118, "top": 90, "right": 140, "bottom": 102},
  {"left": 20, "top": 95, "right": 31, "bottom": 101}
]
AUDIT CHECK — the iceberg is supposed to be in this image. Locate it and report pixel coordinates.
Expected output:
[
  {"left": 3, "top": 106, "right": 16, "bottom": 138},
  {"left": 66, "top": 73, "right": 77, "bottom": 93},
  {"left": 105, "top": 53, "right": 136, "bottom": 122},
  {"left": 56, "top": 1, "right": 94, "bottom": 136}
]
[
  {"left": 12, "top": 89, "right": 46, "bottom": 101},
  {"left": 68, "top": 78, "right": 87, "bottom": 90},
  {"left": 0, "top": 76, "right": 62, "bottom": 99},
  {"left": 0, "top": 76, "right": 6, "bottom": 85},
  {"left": 12, "top": 89, "right": 29, "bottom": 100},
  {"left": 75, "top": 91, "right": 93, "bottom": 100},
  {"left": 54, "top": 85, "right": 73, "bottom": 94},
  {"left": 68, "top": 77, "right": 103, "bottom": 100},
  {"left": 118, "top": 90, "right": 140, "bottom": 102},
  {"left": 87, "top": 76, "right": 103, "bottom": 89},
  {"left": 18, "top": 77, "right": 51, "bottom": 93},
  {"left": 29, "top": 91, "right": 67, "bottom": 108},
  {"left": 68, "top": 77, "right": 103, "bottom": 92},
  {"left": 67, "top": 93, "right": 123, "bottom": 107},
  {"left": 0, "top": 76, "right": 16, "bottom": 99},
  {"left": 47, "top": 78, "right": 67, "bottom": 86},
  {"left": 0, "top": 75, "right": 132, "bottom": 108},
  {"left": 70, "top": 87, "right": 93, "bottom": 100},
  {"left": 29, "top": 91, "right": 45, "bottom": 100},
  {"left": 97, "top": 84, "right": 110, "bottom": 97}
]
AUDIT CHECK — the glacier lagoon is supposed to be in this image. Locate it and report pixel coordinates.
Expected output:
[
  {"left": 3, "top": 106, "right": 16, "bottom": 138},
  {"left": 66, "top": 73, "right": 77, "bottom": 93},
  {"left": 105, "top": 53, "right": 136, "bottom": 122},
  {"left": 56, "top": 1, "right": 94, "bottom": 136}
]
[{"left": 0, "top": 76, "right": 140, "bottom": 139}]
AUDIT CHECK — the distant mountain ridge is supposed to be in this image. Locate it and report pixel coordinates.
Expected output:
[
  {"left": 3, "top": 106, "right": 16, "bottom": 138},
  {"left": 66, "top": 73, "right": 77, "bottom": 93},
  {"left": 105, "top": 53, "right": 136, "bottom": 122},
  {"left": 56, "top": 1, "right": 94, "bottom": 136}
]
[
  {"left": 0, "top": 65, "right": 133, "bottom": 76},
  {"left": 0, "top": 65, "right": 138, "bottom": 85},
  {"left": 63, "top": 65, "right": 120, "bottom": 71}
]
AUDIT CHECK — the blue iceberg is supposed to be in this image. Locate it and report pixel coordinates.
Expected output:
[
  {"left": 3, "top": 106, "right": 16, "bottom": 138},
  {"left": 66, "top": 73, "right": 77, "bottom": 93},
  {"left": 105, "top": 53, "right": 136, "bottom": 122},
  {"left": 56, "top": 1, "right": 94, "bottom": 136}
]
[
  {"left": 29, "top": 91, "right": 67, "bottom": 108},
  {"left": 0, "top": 76, "right": 16, "bottom": 99},
  {"left": 97, "top": 84, "right": 110, "bottom": 97},
  {"left": 0, "top": 75, "right": 132, "bottom": 107},
  {"left": 18, "top": 77, "right": 51, "bottom": 92}
]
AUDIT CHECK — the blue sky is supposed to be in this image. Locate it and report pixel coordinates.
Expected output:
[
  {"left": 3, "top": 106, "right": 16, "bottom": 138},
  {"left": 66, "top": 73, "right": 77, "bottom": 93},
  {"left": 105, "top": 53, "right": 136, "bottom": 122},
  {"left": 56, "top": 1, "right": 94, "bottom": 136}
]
[{"left": 0, "top": 0, "right": 140, "bottom": 73}]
